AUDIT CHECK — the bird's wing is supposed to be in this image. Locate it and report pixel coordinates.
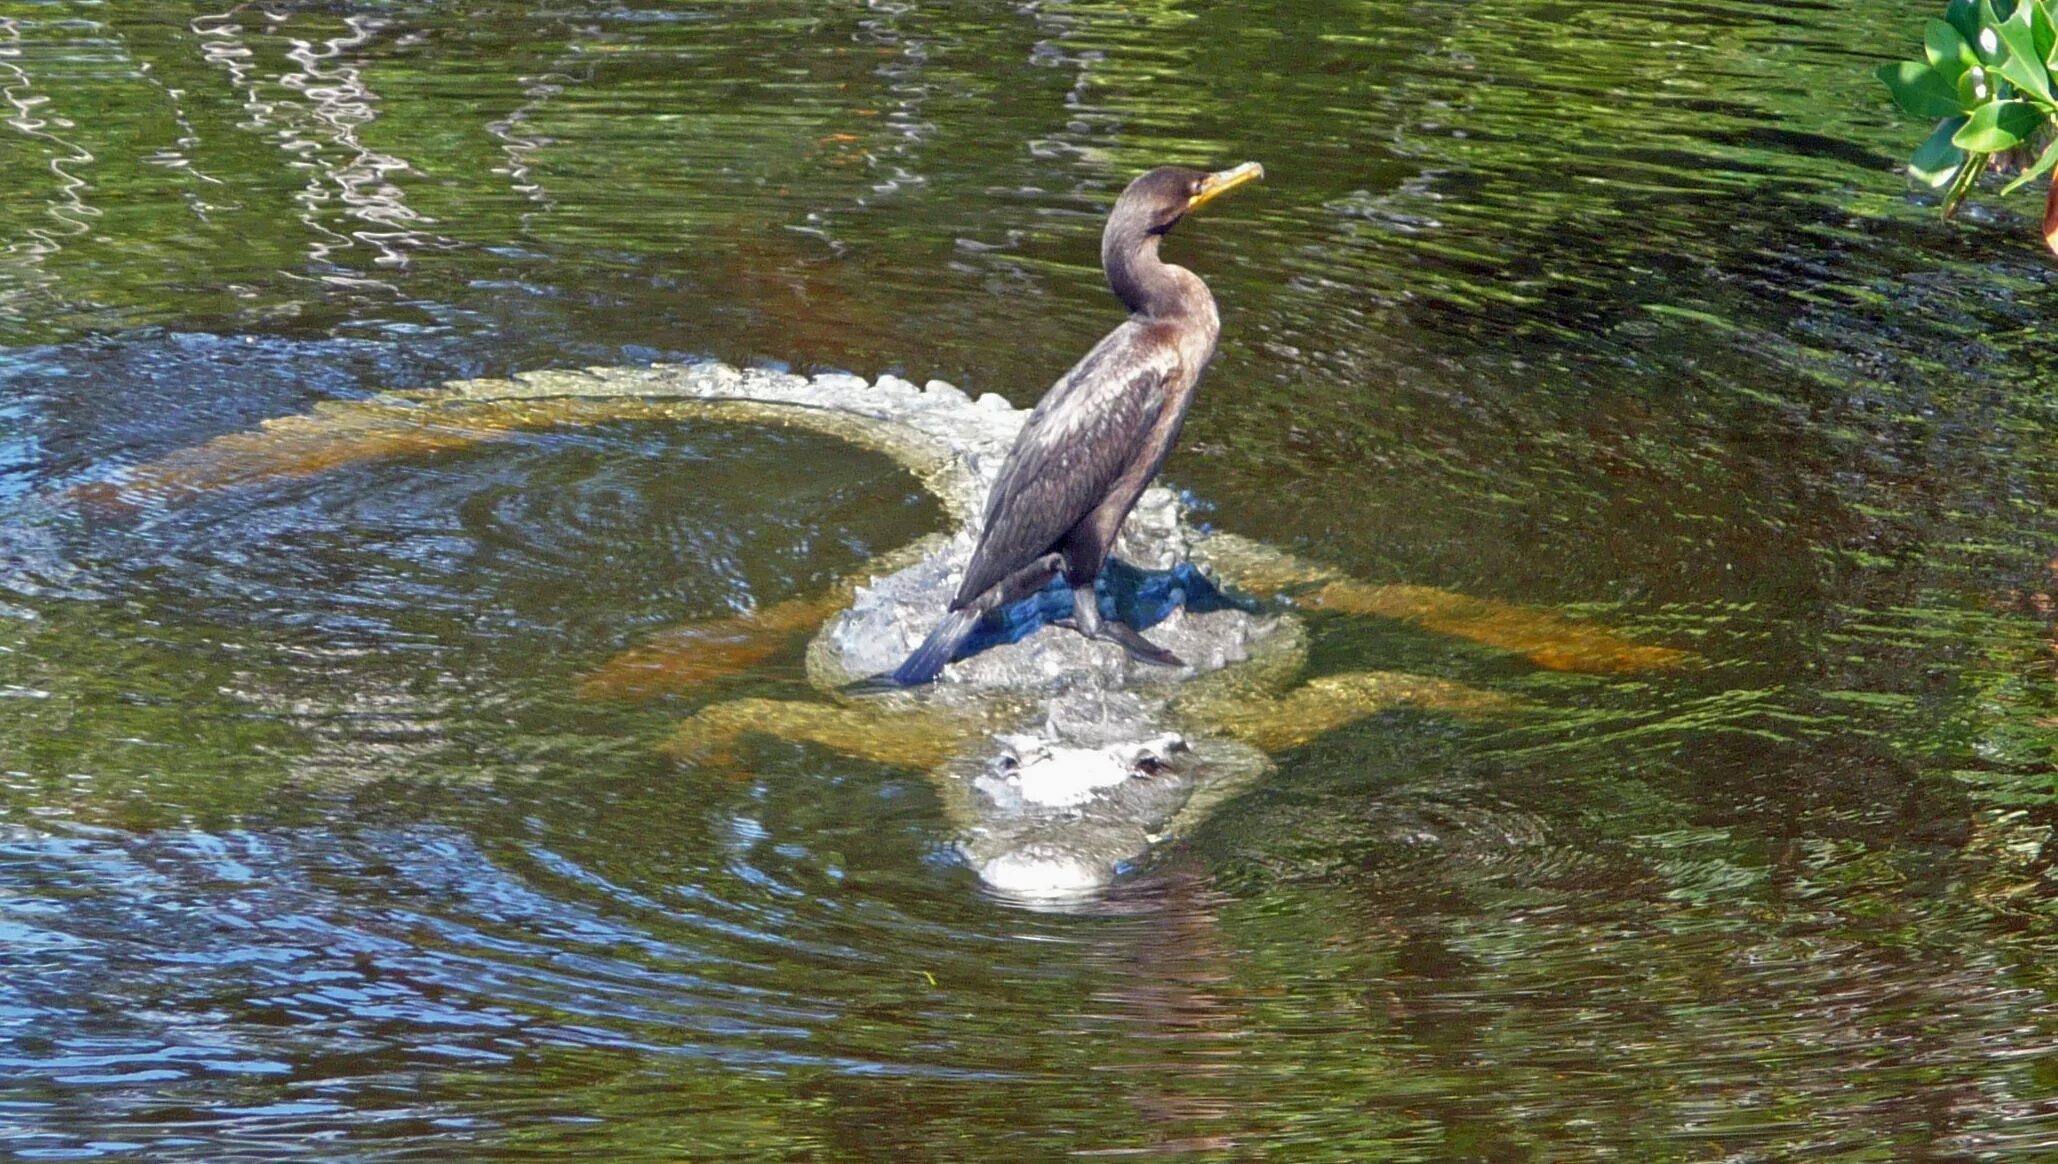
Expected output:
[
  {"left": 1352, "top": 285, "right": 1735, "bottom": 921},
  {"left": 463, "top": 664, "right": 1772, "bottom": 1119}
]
[{"left": 951, "top": 323, "right": 1179, "bottom": 609}]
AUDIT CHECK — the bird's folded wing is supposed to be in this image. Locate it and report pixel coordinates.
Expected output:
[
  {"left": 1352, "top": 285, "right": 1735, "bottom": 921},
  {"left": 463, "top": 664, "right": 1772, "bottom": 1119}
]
[{"left": 953, "top": 326, "right": 1177, "bottom": 607}]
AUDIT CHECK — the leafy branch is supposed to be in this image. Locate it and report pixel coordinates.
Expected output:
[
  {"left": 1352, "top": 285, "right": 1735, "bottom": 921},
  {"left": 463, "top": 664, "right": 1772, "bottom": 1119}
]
[{"left": 1879, "top": 0, "right": 2058, "bottom": 252}]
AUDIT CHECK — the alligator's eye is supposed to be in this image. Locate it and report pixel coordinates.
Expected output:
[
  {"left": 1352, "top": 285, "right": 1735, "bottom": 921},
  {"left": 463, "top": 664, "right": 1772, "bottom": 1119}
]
[
  {"left": 1164, "top": 738, "right": 1191, "bottom": 754},
  {"left": 1135, "top": 753, "right": 1166, "bottom": 776},
  {"left": 997, "top": 753, "right": 1020, "bottom": 772}
]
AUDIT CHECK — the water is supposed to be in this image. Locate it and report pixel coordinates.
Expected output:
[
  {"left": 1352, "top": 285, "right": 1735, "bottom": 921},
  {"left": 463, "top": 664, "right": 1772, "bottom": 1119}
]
[{"left": 3, "top": 0, "right": 2058, "bottom": 1157}]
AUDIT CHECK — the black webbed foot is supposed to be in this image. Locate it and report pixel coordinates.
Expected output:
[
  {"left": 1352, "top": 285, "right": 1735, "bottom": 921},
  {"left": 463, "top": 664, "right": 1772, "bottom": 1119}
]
[
  {"left": 1099, "top": 620, "right": 1183, "bottom": 667},
  {"left": 1054, "top": 615, "right": 1185, "bottom": 667},
  {"left": 1058, "top": 580, "right": 1184, "bottom": 667}
]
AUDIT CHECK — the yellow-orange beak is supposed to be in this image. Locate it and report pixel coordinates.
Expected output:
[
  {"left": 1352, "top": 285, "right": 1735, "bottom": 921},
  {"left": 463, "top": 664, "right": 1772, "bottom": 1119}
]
[{"left": 1187, "top": 161, "right": 1264, "bottom": 211}]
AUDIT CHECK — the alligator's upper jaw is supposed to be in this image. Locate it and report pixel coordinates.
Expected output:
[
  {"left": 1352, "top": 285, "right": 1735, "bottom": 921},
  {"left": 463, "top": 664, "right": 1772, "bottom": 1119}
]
[
  {"left": 954, "top": 732, "right": 1238, "bottom": 903},
  {"left": 973, "top": 847, "right": 1125, "bottom": 901}
]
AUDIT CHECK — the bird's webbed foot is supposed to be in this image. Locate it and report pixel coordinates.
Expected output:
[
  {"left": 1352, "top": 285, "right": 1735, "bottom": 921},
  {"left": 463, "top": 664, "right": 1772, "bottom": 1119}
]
[
  {"left": 1094, "top": 619, "right": 1184, "bottom": 668},
  {"left": 1057, "top": 583, "right": 1184, "bottom": 668}
]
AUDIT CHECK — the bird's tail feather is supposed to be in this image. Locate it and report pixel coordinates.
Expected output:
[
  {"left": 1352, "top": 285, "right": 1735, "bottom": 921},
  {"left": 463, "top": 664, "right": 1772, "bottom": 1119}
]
[{"left": 891, "top": 609, "right": 980, "bottom": 686}]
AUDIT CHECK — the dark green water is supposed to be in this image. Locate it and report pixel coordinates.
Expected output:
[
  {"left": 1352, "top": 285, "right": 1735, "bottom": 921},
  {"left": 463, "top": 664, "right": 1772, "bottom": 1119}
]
[{"left": 5, "top": 0, "right": 2058, "bottom": 1158}]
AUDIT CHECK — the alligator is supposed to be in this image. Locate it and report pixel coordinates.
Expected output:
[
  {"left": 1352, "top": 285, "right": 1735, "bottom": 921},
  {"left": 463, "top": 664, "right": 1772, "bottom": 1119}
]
[{"left": 86, "top": 361, "right": 1685, "bottom": 900}]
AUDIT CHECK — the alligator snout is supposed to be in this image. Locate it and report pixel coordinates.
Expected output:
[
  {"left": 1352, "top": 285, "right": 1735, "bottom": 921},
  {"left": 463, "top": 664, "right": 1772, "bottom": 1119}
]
[{"left": 959, "top": 732, "right": 1202, "bottom": 901}]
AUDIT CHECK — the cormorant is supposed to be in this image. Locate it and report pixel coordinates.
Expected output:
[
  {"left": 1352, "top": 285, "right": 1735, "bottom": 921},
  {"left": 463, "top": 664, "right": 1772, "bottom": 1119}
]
[{"left": 892, "top": 161, "right": 1264, "bottom": 685}]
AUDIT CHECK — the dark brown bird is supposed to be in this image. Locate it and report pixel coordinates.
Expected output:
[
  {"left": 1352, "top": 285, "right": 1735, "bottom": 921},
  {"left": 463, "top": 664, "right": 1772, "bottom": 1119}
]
[{"left": 893, "top": 161, "right": 1263, "bottom": 685}]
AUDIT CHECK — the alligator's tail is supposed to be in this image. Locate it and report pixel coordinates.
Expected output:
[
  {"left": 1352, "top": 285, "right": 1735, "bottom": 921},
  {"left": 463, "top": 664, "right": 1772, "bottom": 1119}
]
[{"left": 891, "top": 608, "right": 980, "bottom": 686}]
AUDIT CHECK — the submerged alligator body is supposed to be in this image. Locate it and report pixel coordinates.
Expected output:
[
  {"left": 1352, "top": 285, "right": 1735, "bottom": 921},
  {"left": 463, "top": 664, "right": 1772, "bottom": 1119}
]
[{"left": 91, "top": 362, "right": 1684, "bottom": 901}]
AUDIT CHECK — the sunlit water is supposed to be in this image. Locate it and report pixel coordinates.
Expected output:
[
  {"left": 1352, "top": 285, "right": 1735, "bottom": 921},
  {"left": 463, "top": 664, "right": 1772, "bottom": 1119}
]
[{"left": 5, "top": 0, "right": 2058, "bottom": 1158}]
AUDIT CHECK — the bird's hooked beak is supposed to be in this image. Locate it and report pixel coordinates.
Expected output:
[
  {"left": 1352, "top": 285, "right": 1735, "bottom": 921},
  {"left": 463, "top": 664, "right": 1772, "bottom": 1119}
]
[{"left": 1187, "top": 161, "right": 1264, "bottom": 211}]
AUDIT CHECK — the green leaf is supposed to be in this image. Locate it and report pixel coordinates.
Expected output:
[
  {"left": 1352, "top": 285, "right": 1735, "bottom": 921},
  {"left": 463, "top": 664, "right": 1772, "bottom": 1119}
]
[
  {"left": 1912, "top": 116, "right": 1972, "bottom": 186},
  {"left": 1983, "top": 0, "right": 2057, "bottom": 105},
  {"left": 1879, "top": 61, "right": 1970, "bottom": 117},
  {"left": 1927, "top": 18, "right": 1977, "bottom": 81},
  {"left": 1959, "top": 64, "right": 1997, "bottom": 107},
  {"left": 1947, "top": 0, "right": 1983, "bottom": 42},
  {"left": 2000, "top": 132, "right": 2058, "bottom": 191},
  {"left": 1953, "top": 98, "right": 2048, "bottom": 149}
]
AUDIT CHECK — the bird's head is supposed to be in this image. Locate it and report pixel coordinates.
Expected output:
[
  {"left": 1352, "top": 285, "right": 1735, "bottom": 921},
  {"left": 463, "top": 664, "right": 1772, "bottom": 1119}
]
[{"left": 1112, "top": 161, "right": 1265, "bottom": 238}]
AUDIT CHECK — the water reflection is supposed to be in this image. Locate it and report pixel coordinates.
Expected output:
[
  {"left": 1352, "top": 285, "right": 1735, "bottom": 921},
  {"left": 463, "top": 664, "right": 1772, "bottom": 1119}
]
[
  {"left": 0, "top": 14, "right": 98, "bottom": 326},
  {"left": 194, "top": 7, "right": 436, "bottom": 279}
]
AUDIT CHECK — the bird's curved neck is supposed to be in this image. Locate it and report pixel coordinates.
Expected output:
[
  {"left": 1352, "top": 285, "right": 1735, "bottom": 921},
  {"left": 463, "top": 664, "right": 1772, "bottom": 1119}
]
[{"left": 1103, "top": 225, "right": 1211, "bottom": 322}]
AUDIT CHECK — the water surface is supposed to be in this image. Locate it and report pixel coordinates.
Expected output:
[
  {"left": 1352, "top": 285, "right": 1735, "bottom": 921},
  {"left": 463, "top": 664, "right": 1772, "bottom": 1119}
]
[{"left": 5, "top": 0, "right": 2058, "bottom": 1158}]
